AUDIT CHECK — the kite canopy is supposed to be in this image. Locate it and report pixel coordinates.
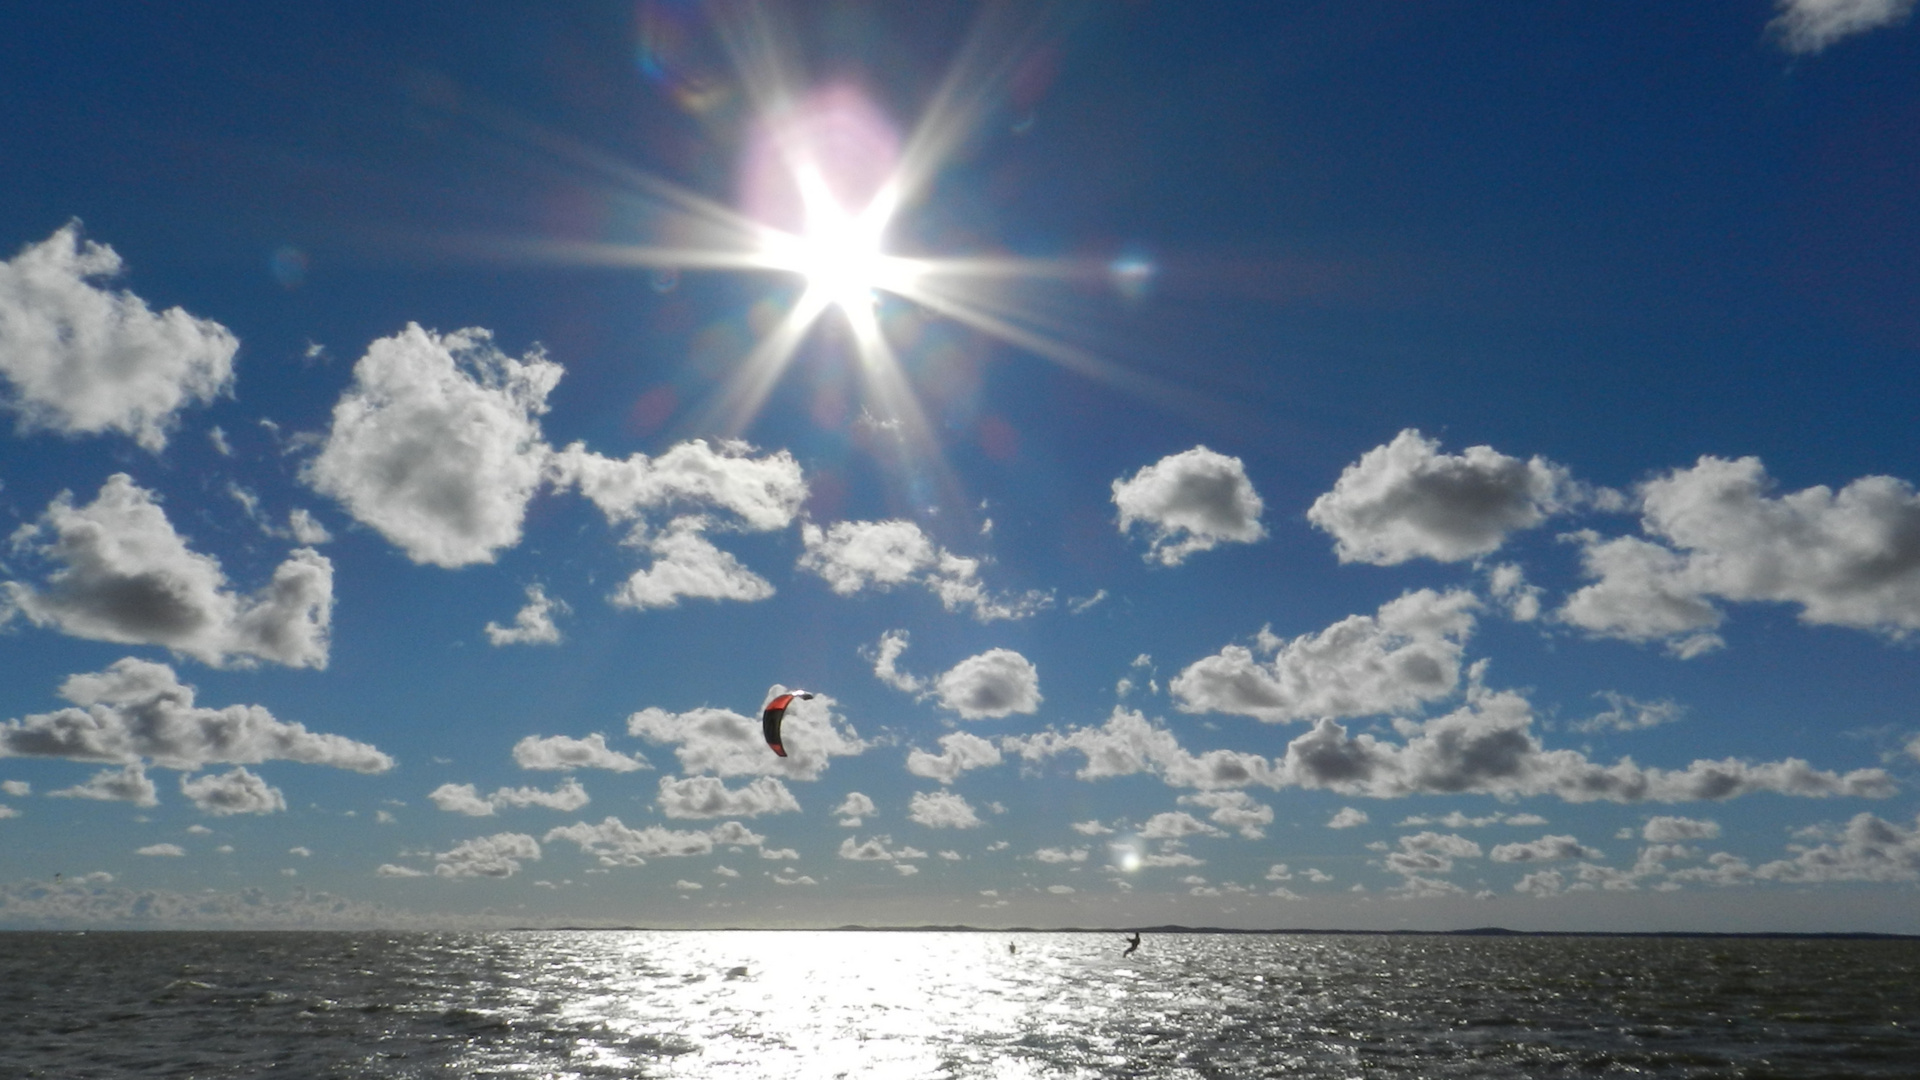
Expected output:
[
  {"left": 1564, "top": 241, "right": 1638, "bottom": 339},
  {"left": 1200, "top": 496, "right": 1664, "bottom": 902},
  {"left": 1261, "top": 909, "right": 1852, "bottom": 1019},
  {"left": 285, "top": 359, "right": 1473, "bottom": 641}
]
[{"left": 761, "top": 691, "right": 813, "bottom": 757}]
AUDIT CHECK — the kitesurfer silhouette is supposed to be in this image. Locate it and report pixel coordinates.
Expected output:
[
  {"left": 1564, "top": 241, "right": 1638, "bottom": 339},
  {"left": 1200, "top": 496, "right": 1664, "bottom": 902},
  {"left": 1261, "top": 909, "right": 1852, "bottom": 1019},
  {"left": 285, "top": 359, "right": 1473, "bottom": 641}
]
[{"left": 1122, "top": 931, "right": 1141, "bottom": 957}]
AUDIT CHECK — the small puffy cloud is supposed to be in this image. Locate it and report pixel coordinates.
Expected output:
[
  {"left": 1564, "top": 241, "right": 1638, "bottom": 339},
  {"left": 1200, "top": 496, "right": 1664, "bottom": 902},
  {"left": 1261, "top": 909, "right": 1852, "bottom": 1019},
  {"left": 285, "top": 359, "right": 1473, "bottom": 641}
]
[
  {"left": 541, "top": 817, "right": 746, "bottom": 867},
  {"left": 430, "top": 778, "right": 590, "bottom": 816},
  {"left": 1486, "top": 563, "right": 1543, "bottom": 622},
  {"left": 378, "top": 864, "right": 428, "bottom": 878},
  {"left": 547, "top": 438, "right": 804, "bottom": 613},
  {"left": 0, "top": 658, "right": 391, "bottom": 773},
  {"left": 0, "top": 223, "right": 236, "bottom": 451},
  {"left": 933, "top": 649, "right": 1042, "bottom": 719},
  {"left": 799, "top": 519, "right": 936, "bottom": 593},
  {"left": 1557, "top": 533, "right": 1726, "bottom": 657},
  {"left": 1489, "top": 835, "right": 1601, "bottom": 863},
  {"left": 1643, "top": 816, "right": 1721, "bottom": 843},
  {"left": 138, "top": 843, "right": 187, "bottom": 857},
  {"left": 289, "top": 847, "right": 311, "bottom": 858},
  {"left": 1171, "top": 589, "right": 1479, "bottom": 723},
  {"left": 656, "top": 775, "right": 800, "bottom": 819},
  {"left": 1573, "top": 692, "right": 1686, "bottom": 734},
  {"left": 610, "top": 516, "right": 774, "bottom": 610},
  {"left": 1769, "top": 0, "right": 1915, "bottom": 53},
  {"left": 1004, "top": 706, "right": 1280, "bottom": 790},
  {"left": 1178, "top": 790, "right": 1273, "bottom": 839},
  {"left": 434, "top": 832, "right": 541, "bottom": 878},
  {"left": 1071, "top": 819, "right": 1114, "bottom": 836},
  {"left": 1138, "top": 811, "right": 1225, "bottom": 839},
  {"left": 1046, "top": 884, "right": 1076, "bottom": 894},
  {"left": 1275, "top": 683, "right": 1896, "bottom": 803},
  {"left": 798, "top": 519, "right": 1049, "bottom": 621},
  {"left": 1400, "top": 811, "right": 1541, "bottom": 829},
  {"left": 180, "top": 768, "right": 286, "bottom": 816},
  {"left": 1, "top": 780, "right": 28, "bottom": 796},
  {"left": 511, "top": 734, "right": 646, "bottom": 773},
  {"left": 906, "top": 732, "right": 1004, "bottom": 784},
  {"left": 908, "top": 789, "right": 982, "bottom": 829},
  {"left": 1514, "top": 869, "right": 1565, "bottom": 897},
  {"left": 1560, "top": 457, "right": 1920, "bottom": 653},
  {"left": 304, "top": 324, "right": 561, "bottom": 568},
  {"left": 1035, "top": 847, "right": 1089, "bottom": 863},
  {"left": 1112, "top": 446, "right": 1266, "bottom": 565},
  {"left": 628, "top": 695, "right": 866, "bottom": 781},
  {"left": 838, "top": 834, "right": 924, "bottom": 861},
  {"left": 50, "top": 763, "right": 157, "bottom": 806},
  {"left": 1308, "top": 430, "right": 1571, "bottom": 565},
  {"left": 1327, "top": 806, "right": 1369, "bottom": 829},
  {"left": 868, "top": 630, "right": 924, "bottom": 693},
  {"left": 429, "top": 783, "right": 492, "bottom": 815},
  {"left": 550, "top": 438, "right": 806, "bottom": 533},
  {"left": 1757, "top": 812, "right": 1920, "bottom": 882},
  {"left": 1385, "top": 831, "right": 1482, "bottom": 876},
  {"left": 834, "top": 791, "right": 876, "bottom": 826},
  {"left": 485, "top": 585, "right": 568, "bottom": 646},
  {"left": 287, "top": 510, "right": 333, "bottom": 546},
  {"left": 4, "top": 475, "right": 333, "bottom": 669}
]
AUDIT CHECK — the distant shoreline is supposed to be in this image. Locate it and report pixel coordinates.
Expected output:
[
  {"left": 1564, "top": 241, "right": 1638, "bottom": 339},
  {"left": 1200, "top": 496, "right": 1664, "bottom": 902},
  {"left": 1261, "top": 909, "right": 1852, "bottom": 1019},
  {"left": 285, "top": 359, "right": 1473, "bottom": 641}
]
[{"left": 5, "top": 925, "right": 1916, "bottom": 939}]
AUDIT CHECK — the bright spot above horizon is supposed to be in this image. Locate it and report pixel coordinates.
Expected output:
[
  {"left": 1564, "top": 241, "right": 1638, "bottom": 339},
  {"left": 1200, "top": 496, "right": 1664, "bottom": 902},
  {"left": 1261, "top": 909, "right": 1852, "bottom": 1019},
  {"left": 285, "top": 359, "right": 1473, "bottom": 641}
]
[{"left": 770, "top": 169, "right": 916, "bottom": 315}]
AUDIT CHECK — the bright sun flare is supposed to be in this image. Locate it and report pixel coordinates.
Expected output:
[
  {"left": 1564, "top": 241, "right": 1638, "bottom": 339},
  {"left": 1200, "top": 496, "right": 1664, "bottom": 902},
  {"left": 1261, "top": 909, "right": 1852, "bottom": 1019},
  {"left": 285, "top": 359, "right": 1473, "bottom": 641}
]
[{"left": 780, "top": 168, "right": 908, "bottom": 314}]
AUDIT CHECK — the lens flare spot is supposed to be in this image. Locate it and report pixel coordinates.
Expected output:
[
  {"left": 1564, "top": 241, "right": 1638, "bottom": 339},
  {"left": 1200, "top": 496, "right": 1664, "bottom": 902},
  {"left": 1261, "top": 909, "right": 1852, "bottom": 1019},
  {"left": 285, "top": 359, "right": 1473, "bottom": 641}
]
[{"left": 1109, "top": 251, "right": 1156, "bottom": 302}]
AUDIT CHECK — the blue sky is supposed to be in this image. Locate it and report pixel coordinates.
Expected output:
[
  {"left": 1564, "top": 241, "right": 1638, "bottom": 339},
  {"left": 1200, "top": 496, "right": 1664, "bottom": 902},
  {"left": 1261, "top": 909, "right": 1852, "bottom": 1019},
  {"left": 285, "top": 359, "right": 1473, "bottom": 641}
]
[{"left": 2, "top": 0, "right": 1918, "bottom": 931}]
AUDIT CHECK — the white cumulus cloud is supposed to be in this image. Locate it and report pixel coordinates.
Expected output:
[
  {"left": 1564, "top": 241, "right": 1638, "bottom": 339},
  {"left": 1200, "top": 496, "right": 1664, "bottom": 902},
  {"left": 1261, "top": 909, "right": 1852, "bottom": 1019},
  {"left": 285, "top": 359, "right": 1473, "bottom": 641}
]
[
  {"left": 1004, "top": 706, "right": 1280, "bottom": 790},
  {"left": 933, "top": 649, "right": 1042, "bottom": 719},
  {"left": 434, "top": 832, "right": 541, "bottom": 878},
  {"left": 908, "top": 789, "right": 983, "bottom": 829},
  {"left": 1177, "top": 790, "right": 1273, "bottom": 839},
  {"left": 1274, "top": 682, "right": 1895, "bottom": 804},
  {"left": 543, "top": 817, "right": 759, "bottom": 867},
  {"left": 1488, "top": 835, "right": 1601, "bottom": 863},
  {"left": 1171, "top": 589, "right": 1478, "bottom": 722},
  {"left": 798, "top": 519, "right": 1049, "bottom": 621},
  {"left": 611, "top": 516, "right": 775, "bottom": 610},
  {"left": 1642, "top": 816, "right": 1721, "bottom": 842},
  {"left": 1112, "top": 446, "right": 1267, "bottom": 565},
  {"left": 511, "top": 733, "right": 647, "bottom": 773},
  {"left": 1559, "top": 457, "right": 1920, "bottom": 654},
  {"left": 485, "top": 584, "right": 568, "bottom": 646},
  {"left": 1769, "top": 0, "right": 1915, "bottom": 53},
  {"left": 3, "top": 475, "right": 333, "bottom": 669},
  {"left": 0, "top": 223, "right": 236, "bottom": 451},
  {"left": 429, "top": 778, "right": 590, "bottom": 816},
  {"left": 655, "top": 775, "right": 800, "bottom": 819},
  {"left": 1308, "top": 430, "right": 1572, "bottom": 565},
  {"left": 180, "top": 767, "right": 286, "bottom": 816},
  {"left": 834, "top": 791, "right": 876, "bottom": 826},
  {"left": 0, "top": 657, "right": 391, "bottom": 773},
  {"left": 906, "top": 732, "right": 1004, "bottom": 784},
  {"left": 304, "top": 324, "right": 561, "bottom": 568},
  {"left": 50, "top": 763, "right": 157, "bottom": 806}
]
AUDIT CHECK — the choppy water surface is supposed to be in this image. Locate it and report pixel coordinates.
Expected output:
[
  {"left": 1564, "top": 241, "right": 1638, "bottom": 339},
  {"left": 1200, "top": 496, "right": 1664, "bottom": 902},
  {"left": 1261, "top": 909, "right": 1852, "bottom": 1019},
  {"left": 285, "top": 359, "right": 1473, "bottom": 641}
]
[{"left": 2, "top": 930, "right": 1916, "bottom": 1078}]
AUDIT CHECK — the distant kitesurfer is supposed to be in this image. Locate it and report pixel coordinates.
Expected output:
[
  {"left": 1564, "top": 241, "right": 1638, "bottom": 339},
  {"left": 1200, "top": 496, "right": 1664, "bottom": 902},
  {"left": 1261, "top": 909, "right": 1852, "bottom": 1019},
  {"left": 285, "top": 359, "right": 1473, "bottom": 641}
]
[
  {"left": 1008, "top": 942, "right": 1016, "bottom": 955},
  {"left": 1122, "top": 931, "right": 1141, "bottom": 957}
]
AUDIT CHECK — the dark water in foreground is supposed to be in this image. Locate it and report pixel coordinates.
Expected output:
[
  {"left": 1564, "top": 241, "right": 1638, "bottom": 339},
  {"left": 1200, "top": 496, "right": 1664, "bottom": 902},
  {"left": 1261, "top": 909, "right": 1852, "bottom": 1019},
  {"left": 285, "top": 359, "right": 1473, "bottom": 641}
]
[{"left": 2, "top": 931, "right": 1916, "bottom": 1078}]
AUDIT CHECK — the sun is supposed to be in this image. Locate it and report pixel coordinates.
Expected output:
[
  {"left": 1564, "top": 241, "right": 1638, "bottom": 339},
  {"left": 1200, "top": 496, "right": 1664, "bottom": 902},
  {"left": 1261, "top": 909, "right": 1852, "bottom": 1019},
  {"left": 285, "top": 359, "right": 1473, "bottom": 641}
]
[{"left": 772, "top": 169, "right": 914, "bottom": 316}]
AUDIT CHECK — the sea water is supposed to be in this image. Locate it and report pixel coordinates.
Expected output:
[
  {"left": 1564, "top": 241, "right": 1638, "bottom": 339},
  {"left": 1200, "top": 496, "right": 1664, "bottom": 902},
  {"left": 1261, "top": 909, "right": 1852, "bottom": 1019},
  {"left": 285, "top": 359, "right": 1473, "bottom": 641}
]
[{"left": 2, "top": 930, "right": 1916, "bottom": 1078}]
